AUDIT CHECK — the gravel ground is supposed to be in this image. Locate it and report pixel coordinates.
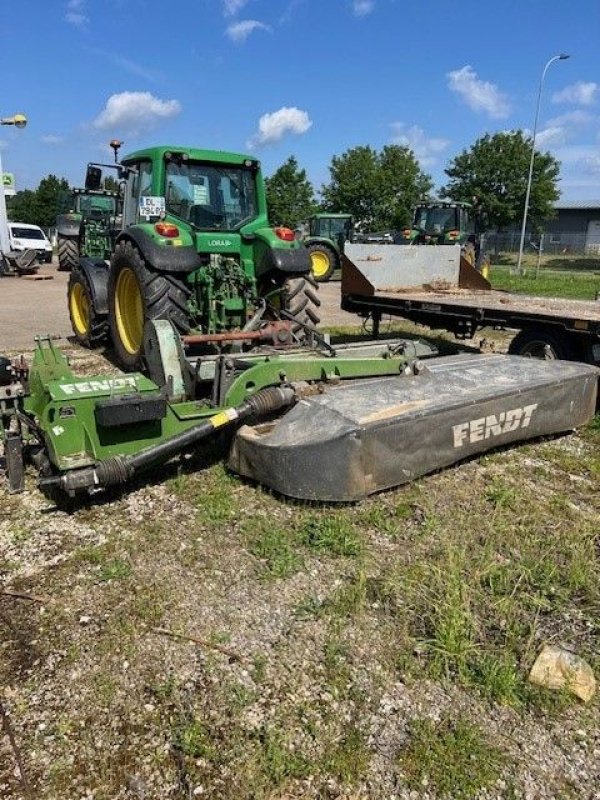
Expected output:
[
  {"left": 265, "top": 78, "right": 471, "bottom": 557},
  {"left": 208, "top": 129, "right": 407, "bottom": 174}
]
[{"left": 1, "top": 267, "right": 599, "bottom": 799}]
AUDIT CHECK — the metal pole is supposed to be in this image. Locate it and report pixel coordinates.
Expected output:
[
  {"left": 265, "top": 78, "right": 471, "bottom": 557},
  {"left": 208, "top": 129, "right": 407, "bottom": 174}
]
[
  {"left": 516, "top": 54, "right": 570, "bottom": 276},
  {"left": 0, "top": 145, "right": 10, "bottom": 254}
]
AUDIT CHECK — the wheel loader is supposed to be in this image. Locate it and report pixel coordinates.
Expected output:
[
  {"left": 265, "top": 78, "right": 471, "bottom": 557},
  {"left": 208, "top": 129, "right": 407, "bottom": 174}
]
[
  {"left": 67, "top": 143, "right": 320, "bottom": 364},
  {"left": 56, "top": 188, "right": 120, "bottom": 271}
]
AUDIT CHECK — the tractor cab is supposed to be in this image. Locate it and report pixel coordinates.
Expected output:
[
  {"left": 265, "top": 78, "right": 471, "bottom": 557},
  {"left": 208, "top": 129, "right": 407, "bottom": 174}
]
[{"left": 399, "top": 201, "right": 477, "bottom": 245}]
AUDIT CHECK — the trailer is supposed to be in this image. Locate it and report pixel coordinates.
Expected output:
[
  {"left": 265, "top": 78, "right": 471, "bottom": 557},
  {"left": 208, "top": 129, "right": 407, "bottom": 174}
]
[{"left": 340, "top": 244, "right": 600, "bottom": 365}]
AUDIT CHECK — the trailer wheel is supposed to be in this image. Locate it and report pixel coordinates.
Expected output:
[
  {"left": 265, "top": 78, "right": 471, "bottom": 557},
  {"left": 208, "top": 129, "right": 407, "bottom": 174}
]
[
  {"left": 307, "top": 243, "right": 337, "bottom": 282},
  {"left": 508, "top": 327, "right": 577, "bottom": 361},
  {"left": 68, "top": 269, "right": 108, "bottom": 348},
  {"left": 57, "top": 236, "right": 79, "bottom": 272},
  {"left": 108, "top": 241, "right": 191, "bottom": 370}
]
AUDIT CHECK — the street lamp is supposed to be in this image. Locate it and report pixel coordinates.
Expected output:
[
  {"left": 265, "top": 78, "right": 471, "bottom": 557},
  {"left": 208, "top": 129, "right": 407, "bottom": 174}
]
[
  {"left": 0, "top": 113, "right": 28, "bottom": 255},
  {"left": 516, "top": 54, "right": 569, "bottom": 275}
]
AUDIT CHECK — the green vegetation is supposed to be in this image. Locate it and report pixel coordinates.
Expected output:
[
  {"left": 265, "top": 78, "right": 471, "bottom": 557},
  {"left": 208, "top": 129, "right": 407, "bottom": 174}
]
[
  {"left": 490, "top": 263, "right": 600, "bottom": 300},
  {"left": 399, "top": 717, "right": 505, "bottom": 798}
]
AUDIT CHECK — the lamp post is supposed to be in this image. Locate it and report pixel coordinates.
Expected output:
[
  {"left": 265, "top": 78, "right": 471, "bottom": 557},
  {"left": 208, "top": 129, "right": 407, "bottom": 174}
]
[
  {"left": 0, "top": 113, "right": 28, "bottom": 255},
  {"left": 516, "top": 54, "right": 569, "bottom": 275}
]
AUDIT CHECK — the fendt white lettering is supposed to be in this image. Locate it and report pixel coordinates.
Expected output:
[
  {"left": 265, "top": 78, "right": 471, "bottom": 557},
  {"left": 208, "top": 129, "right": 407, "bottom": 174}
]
[
  {"left": 452, "top": 403, "right": 538, "bottom": 448},
  {"left": 60, "top": 377, "right": 138, "bottom": 396}
]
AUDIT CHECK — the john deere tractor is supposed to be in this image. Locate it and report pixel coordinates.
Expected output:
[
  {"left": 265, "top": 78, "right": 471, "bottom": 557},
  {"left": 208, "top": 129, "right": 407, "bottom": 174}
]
[
  {"left": 56, "top": 188, "right": 120, "bottom": 271},
  {"left": 67, "top": 144, "right": 319, "bottom": 366},
  {"left": 302, "top": 213, "right": 353, "bottom": 282},
  {"left": 396, "top": 200, "right": 484, "bottom": 268}
]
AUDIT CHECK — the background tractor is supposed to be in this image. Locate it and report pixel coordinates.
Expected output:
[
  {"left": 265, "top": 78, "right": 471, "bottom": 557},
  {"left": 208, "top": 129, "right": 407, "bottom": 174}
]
[
  {"left": 56, "top": 188, "right": 120, "bottom": 271},
  {"left": 301, "top": 212, "right": 353, "bottom": 282},
  {"left": 67, "top": 145, "right": 320, "bottom": 366},
  {"left": 396, "top": 200, "right": 487, "bottom": 272}
]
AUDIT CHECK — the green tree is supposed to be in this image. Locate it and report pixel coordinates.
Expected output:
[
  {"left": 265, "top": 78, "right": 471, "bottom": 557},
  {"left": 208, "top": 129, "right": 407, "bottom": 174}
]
[
  {"left": 320, "top": 145, "right": 432, "bottom": 231},
  {"left": 6, "top": 174, "right": 71, "bottom": 228},
  {"left": 442, "top": 131, "right": 560, "bottom": 231},
  {"left": 104, "top": 175, "right": 120, "bottom": 192},
  {"left": 265, "top": 156, "right": 316, "bottom": 227}
]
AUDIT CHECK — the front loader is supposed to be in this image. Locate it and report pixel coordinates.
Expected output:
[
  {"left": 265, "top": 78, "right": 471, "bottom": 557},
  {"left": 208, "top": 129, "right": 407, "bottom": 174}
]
[{"left": 67, "top": 144, "right": 320, "bottom": 365}]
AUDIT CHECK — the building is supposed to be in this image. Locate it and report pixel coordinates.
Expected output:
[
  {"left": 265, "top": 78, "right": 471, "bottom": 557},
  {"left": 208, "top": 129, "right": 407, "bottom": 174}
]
[{"left": 544, "top": 200, "right": 600, "bottom": 253}]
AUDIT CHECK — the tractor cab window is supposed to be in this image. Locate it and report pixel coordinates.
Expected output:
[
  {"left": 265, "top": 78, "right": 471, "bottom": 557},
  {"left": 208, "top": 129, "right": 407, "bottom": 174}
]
[
  {"left": 165, "top": 160, "right": 258, "bottom": 231},
  {"left": 77, "top": 195, "right": 117, "bottom": 216},
  {"left": 329, "top": 218, "right": 351, "bottom": 240},
  {"left": 414, "top": 206, "right": 458, "bottom": 233}
]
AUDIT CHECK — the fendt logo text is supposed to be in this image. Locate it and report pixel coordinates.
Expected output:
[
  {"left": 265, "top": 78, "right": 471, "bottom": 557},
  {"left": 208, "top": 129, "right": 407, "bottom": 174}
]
[
  {"left": 452, "top": 403, "right": 538, "bottom": 448},
  {"left": 59, "top": 377, "right": 138, "bottom": 396}
]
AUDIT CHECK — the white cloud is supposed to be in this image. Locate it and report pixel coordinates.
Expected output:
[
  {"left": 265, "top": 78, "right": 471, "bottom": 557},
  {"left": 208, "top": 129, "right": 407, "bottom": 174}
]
[
  {"left": 545, "top": 110, "right": 594, "bottom": 128},
  {"left": 552, "top": 82, "right": 598, "bottom": 106},
  {"left": 247, "top": 106, "right": 312, "bottom": 148},
  {"left": 447, "top": 65, "right": 511, "bottom": 119},
  {"left": 226, "top": 19, "right": 271, "bottom": 42},
  {"left": 223, "top": 0, "right": 250, "bottom": 16},
  {"left": 579, "top": 154, "right": 600, "bottom": 173},
  {"left": 41, "top": 135, "right": 64, "bottom": 145},
  {"left": 93, "top": 92, "right": 181, "bottom": 135},
  {"left": 65, "top": 0, "right": 88, "bottom": 27},
  {"left": 389, "top": 123, "right": 449, "bottom": 167},
  {"left": 352, "top": 0, "right": 375, "bottom": 16},
  {"left": 534, "top": 126, "right": 568, "bottom": 148}
]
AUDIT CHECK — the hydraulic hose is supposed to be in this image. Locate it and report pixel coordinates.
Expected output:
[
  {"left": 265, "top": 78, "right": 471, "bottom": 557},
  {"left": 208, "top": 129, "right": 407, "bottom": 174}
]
[{"left": 39, "top": 386, "right": 295, "bottom": 497}]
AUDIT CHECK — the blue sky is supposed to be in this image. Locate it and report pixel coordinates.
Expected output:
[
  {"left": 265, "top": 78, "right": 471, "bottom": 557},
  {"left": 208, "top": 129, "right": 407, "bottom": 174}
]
[{"left": 1, "top": 0, "right": 599, "bottom": 200}]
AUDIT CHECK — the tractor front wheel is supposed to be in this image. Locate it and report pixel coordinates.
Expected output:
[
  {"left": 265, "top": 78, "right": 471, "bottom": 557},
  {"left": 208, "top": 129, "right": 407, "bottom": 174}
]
[
  {"left": 108, "top": 241, "right": 191, "bottom": 370},
  {"left": 307, "top": 243, "right": 337, "bottom": 282},
  {"left": 57, "top": 236, "right": 79, "bottom": 272},
  {"left": 68, "top": 269, "right": 108, "bottom": 348}
]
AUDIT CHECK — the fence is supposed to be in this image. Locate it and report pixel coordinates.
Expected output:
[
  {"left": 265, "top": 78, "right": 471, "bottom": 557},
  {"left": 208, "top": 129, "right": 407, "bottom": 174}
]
[{"left": 483, "top": 231, "right": 600, "bottom": 257}]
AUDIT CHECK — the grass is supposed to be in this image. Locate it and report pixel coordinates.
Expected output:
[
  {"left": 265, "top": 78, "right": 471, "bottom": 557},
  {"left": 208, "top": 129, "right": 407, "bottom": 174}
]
[
  {"left": 398, "top": 717, "right": 505, "bottom": 798},
  {"left": 490, "top": 262, "right": 600, "bottom": 299}
]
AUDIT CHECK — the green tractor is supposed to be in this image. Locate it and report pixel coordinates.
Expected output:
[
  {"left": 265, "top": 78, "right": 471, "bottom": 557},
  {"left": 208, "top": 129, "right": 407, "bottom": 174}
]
[
  {"left": 302, "top": 212, "right": 353, "bottom": 282},
  {"left": 396, "top": 200, "right": 484, "bottom": 269},
  {"left": 67, "top": 144, "right": 320, "bottom": 366},
  {"left": 56, "top": 188, "right": 120, "bottom": 271}
]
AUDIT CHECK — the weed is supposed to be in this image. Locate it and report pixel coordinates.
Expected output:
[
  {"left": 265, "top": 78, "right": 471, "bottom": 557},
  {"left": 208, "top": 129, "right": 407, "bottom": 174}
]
[
  {"left": 260, "top": 727, "right": 311, "bottom": 785},
  {"left": 398, "top": 717, "right": 504, "bottom": 798},
  {"left": 175, "top": 717, "right": 217, "bottom": 760},
  {"left": 326, "top": 570, "right": 367, "bottom": 617},
  {"left": 484, "top": 478, "right": 518, "bottom": 510},
  {"left": 98, "top": 558, "right": 132, "bottom": 582},
  {"left": 247, "top": 524, "right": 303, "bottom": 579},
  {"left": 298, "top": 513, "right": 363, "bottom": 556},
  {"left": 320, "top": 723, "right": 369, "bottom": 784}
]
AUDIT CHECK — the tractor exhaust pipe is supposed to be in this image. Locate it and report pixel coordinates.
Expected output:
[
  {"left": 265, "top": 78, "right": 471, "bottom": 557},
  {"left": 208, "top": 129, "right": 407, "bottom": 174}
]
[{"left": 39, "top": 386, "right": 295, "bottom": 497}]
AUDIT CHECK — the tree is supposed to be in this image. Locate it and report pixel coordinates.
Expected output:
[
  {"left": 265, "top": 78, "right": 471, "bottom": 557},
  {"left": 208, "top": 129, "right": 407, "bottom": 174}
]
[
  {"left": 6, "top": 174, "right": 70, "bottom": 228},
  {"left": 265, "top": 156, "right": 316, "bottom": 227},
  {"left": 442, "top": 131, "right": 560, "bottom": 231},
  {"left": 320, "top": 145, "right": 432, "bottom": 231},
  {"left": 104, "top": 175, "right": 120, "bottom": 192}
]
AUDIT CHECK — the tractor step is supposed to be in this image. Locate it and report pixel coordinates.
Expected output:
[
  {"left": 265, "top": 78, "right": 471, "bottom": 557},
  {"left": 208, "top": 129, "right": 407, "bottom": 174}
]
[{"left": 229, "top": 354, "right": 598, "bottom": 501}]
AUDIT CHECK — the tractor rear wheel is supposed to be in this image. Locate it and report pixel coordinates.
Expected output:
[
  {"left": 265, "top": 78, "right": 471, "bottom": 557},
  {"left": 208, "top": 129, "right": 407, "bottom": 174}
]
[
  {"left": 281, "top": 274, "right": 321, "bottom": 338},
  {"left": 307, "top": 243, "right": 337, "bottom": 282},
  {"left": 68, "top": 269, "right": 108, "bottom": 348},
  {"left": 57, "top": 236, "right": 79, "bottom": 272},
  {"left": 108, "top": 240, "right": 191, "bottom": 370}
]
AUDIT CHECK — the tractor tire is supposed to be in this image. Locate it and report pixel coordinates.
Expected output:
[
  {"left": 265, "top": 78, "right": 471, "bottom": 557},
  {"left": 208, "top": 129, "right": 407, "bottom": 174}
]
[
  {"left": 68, "top": 269, "right": 108, "bottom": 348},
  {"left": 306, "top": 243, "right": 337, "bottom": 282},
  {"left": 108, "top": 240, "right": 191, "bottom": 370},
  {"left": 57, "top": 236, "right": 79, "bottom": 272},
  {"left": 508, "top": 326, "right": 577, "bottom": 362},
  {"left": 282, "top": 274, "right": 321, "bottom": 339}
]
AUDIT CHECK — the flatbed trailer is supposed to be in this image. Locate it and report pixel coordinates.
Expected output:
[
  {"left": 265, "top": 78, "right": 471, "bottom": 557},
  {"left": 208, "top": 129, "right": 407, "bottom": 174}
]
[{"left": 341, "top": 246, "right": 600, "bottom": 365}]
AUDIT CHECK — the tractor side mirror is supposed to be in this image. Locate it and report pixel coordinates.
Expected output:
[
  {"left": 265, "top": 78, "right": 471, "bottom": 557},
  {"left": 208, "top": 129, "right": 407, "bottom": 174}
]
[{"left": 85, "top": 166, "right": 102, "bottom": 191}]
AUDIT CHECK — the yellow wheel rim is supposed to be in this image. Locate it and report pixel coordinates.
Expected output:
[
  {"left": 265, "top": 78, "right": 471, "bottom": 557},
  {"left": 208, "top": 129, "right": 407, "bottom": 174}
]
[
  {"left": 70, "top": 282, "right": 90, "bottom": 337},
  {"left": 115, "top": 267, "right": 144, "bottom": 355},
  {"left": 310, "top": 250, "right": 331, "bottom": 279}
]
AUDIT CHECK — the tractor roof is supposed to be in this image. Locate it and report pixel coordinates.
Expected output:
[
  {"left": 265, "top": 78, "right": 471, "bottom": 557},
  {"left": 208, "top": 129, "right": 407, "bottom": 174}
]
[
  {"left": 122, "top": 145, "right": 260, "bottom": 167},
  {"left": 311, "top": 212, "right": 353, "bottom": 219},
  {"left": 417, "top": 199, "right": 472, "bottom": 209}
]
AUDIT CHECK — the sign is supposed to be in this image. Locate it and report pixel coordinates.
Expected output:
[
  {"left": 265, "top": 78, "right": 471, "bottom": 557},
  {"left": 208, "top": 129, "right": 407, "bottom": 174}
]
[
  {"left": 2, "top": 173, "right": 16, "bottom": 196},
  {"left": 138, "top": 195, "right": 165, "bottom": 219}
]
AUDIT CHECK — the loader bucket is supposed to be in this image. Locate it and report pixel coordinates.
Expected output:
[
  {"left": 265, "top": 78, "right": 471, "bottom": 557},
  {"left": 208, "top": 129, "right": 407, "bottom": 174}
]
[
  {"left": 230, "top": 355, "right": 598, "bottom": 501},
  {"left": 341, "top": 243, "right": 490, "bottom": 294}
]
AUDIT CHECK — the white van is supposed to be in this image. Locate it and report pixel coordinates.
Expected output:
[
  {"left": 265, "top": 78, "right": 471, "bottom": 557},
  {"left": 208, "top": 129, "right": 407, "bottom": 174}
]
[{"left": 8, "top": 223, "right": 53, "bottom": 263}]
